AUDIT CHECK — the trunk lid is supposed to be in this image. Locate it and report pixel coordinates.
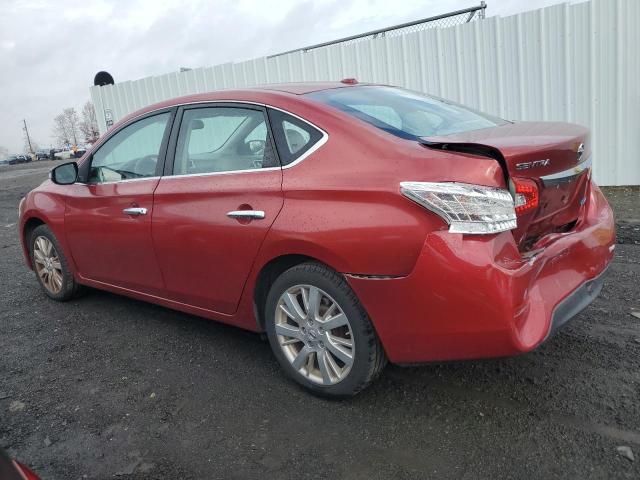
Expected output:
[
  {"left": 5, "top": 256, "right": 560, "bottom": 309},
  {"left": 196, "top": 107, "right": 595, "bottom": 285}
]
[{"left": 422, "top": 122, "right": 591, "bottom": 249}]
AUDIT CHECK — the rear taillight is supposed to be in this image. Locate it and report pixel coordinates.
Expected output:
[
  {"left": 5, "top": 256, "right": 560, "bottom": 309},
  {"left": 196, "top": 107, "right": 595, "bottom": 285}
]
[
  {"left": 511, "top": 177, "right": 539, "bottom": 215},
  {"left": 400, "top": 181, "right": 517, "bottom": 234}
]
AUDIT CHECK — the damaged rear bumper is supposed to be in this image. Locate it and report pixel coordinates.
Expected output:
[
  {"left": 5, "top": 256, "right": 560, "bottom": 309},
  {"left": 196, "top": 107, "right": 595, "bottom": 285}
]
[{"left": 346, "top": 182, "right": 615, "bottom": 364}]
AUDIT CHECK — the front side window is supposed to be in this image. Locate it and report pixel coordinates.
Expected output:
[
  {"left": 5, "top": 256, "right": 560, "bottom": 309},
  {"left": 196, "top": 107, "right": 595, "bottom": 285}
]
[
  {"left": 306, "top": 86, "right": 508, "bottom": 139},
  {"left": 89, "top": 112, "right": 170, "bottom": 183},
  {"left": 173, "top": 107, "right": 277, "bottom": 175}
]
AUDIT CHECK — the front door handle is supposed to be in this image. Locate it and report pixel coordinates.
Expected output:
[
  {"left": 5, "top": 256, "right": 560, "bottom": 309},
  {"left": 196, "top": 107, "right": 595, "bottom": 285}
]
[
  {"left": 226, "top": 210, "right": 265, "bottom": 220},
  {"left": 123, "top": 207, "right": 148, "bottom": 216}
]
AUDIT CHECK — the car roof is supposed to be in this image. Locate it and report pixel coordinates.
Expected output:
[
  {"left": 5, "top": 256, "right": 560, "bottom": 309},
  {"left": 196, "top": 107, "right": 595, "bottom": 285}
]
[
  {"left": 112, "top": 81, "right": 378, "bottom": 131},
  {"left": 249, "top": 81, "right": 370, "bottom": 95}
]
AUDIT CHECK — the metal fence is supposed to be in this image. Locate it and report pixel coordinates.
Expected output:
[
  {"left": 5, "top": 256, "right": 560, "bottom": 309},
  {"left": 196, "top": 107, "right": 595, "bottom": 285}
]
[
  {"left": 91, "top": 0, "right": 640, "bottom": 186},
  {"left": 267, "top": 3, "right": 486, "bottom": 58}
]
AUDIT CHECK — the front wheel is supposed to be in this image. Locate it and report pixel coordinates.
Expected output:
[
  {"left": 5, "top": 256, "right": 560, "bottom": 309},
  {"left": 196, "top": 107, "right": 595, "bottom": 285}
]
[
  {"left": 265, "top": 263, "right": 386, "bottom": 397},
  {"left": 30, "top": 224, "right": 80, "bottom": 301}
]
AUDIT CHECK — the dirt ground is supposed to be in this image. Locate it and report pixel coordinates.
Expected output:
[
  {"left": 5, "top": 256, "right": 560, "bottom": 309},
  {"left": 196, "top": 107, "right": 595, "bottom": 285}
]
[{"left": 1, "top": 161, "right": 638, "bottom": 479}]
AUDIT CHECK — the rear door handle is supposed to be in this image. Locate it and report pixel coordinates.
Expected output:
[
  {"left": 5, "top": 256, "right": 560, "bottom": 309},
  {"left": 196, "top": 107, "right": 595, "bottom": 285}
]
[
  {"left": 226, "top": 210, "right": 265, "bottom": 219},
  {"left": 123, "top": 207, "right": 148, "bottom": 216}
]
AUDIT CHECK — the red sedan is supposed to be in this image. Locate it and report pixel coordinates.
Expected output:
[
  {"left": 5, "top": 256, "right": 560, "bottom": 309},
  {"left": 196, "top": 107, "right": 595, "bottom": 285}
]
[{"left": 19, "top": 82, "right": 615, "bottom": 396}]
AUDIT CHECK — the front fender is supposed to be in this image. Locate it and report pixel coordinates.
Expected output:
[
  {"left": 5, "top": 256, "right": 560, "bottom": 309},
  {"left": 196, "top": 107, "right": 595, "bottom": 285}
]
[{"left": 19, "top": 186, "right": 76, "bottom": 275}]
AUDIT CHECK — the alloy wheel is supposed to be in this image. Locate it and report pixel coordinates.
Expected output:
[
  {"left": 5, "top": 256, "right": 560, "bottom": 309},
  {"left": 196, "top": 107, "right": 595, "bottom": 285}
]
[
  {"left": 275, "top": 284, "right": 354, "bottom": 385},
  {"left": 33, "top": 236, "right": 63, "bottom": 294}
]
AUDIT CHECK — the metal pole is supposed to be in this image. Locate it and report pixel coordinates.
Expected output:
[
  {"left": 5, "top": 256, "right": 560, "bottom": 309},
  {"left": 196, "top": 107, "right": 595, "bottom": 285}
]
[
  {"left": 480, "top": 1, "right": 486, "bottom": 20},
  {"left": 23, "top": 119, "right": 33, "bottom": 154}
]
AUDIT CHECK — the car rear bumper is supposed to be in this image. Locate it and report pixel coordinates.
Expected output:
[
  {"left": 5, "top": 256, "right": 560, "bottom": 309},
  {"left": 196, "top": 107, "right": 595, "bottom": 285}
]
[
  {"left": 545, "top": 264, "right": 608, "bottom": 340},
  {"left": 346, "top": 182, "right": 615, "bottom": 364}
]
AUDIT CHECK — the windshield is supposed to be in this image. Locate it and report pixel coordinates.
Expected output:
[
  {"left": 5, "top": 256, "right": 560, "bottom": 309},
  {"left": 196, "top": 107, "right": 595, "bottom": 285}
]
[{"left": 306, "top": 86, "right": 508, "bottom": 139}]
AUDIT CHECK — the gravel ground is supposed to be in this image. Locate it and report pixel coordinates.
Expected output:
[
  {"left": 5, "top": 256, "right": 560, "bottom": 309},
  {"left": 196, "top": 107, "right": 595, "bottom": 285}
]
[{"left": 1, "top": 161, "right": 639, "bottom": 479}]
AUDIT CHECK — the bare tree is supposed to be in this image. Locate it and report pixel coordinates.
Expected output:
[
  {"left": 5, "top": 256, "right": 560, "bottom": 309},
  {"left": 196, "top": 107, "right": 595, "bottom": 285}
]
[
  {"left": 79, "top": 101, "right": 100, "bottom": 144},
  {"left": 52, "top": 113, "right": 71, "bottom": 146},
  {"left": 63, "top": 108, "right": 80, "bottom": 146},
  {"left": 51, "top": 107, "right": 81, "bottom": 147}
]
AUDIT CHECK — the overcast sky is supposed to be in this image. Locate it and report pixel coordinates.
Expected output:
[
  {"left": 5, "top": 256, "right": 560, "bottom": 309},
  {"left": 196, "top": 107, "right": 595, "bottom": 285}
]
[{"left": 1, "top": 0, "right": 571, "bottom": 153}]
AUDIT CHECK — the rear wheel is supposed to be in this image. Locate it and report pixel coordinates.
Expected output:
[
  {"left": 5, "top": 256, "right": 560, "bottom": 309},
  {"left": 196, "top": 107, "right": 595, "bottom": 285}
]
[
  {"left": 265, "top": 263, "right": 386, "bottom": 397},
  {"left": 30, "top": 224, "right": 79, "bottom": 301}
]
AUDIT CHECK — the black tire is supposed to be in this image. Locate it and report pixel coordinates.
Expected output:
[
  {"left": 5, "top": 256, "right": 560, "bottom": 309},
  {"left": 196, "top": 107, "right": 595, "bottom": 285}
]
[
  {"left": 265, "top": 262, "right": 387, "bottom": 397},
  {"left": 29, "top": 224, "right": 80, "bottom": 301}
]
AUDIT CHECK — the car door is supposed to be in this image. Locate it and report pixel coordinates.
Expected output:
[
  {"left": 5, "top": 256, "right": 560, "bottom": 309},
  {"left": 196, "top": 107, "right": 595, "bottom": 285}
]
[
  {"left": 64, "top": 110, "right": 174, "bottom": 294},
  {"left": 151, "top": 104, "right": 283, "bottom": 314}
]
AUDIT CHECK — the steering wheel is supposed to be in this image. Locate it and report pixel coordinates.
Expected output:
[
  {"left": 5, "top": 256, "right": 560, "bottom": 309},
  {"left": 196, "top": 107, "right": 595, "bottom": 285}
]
[{"left": 92, "top": 165, "right": 124, "bottom": 183}]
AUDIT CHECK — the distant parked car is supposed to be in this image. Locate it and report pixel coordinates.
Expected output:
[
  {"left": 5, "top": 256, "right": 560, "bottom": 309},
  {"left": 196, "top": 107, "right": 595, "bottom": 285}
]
[
  {"left": 53, "top": 146, "right": 87, "bottom": 160},
  {"left": 7, "top": 154, "right": 32, "bottom": 164},
  {"left": 54, "top": 149, "right": 73, "bottom": 160},
  {"left": 73, "top": 146, "right": 87, "bottom": 158},
  {"left": 35, "top": 149, "right": 51, "bottom": 160}
]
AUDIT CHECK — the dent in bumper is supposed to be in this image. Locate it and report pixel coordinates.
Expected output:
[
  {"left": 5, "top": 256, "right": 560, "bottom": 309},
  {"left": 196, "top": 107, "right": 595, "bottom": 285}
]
[
  {"left": 544, "top": 265, "right": 608, "bottom": 340},
  {"left": 347, "top": 184, "right": 615, "bottom": 364}
]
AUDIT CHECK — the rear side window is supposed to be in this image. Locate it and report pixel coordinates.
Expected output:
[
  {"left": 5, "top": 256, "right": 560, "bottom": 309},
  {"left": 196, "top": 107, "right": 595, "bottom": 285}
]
[
  {"left": 172, "top": 107, "right": 277, "bottom": 175},
  {"left": 267, "top": 109, "right": 324, "bottom": 166},
  {"left": 306, "top": 86, "right": 508, "bottom": 139}
]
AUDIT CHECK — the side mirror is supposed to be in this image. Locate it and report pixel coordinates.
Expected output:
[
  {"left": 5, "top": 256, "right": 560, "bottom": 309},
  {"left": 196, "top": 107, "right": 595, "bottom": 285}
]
[{"left": 50, "top": 162, "right": 78, "bottom": 185}]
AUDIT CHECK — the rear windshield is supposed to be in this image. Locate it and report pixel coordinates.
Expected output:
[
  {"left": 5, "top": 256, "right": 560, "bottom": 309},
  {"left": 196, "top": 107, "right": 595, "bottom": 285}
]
[{"left": 306, "top": 86, "right": 508, "bottom": 139}]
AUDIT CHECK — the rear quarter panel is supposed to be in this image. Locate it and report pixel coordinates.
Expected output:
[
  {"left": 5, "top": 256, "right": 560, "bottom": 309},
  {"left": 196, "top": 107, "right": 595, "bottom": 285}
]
[{"left": 256, "top": 101, "right": 507, "bottom": 277}]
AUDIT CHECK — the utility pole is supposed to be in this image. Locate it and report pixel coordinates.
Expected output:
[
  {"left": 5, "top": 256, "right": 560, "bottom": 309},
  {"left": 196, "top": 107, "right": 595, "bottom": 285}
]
[{"left": 23, "top": 119, "right": 34, "bottom": 154}]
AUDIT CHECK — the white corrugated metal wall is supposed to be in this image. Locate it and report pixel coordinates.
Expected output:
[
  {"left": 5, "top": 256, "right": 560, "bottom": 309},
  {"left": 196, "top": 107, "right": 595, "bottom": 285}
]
[{"left": 90, "top": 0, "right": 640, "bottom": 186}]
